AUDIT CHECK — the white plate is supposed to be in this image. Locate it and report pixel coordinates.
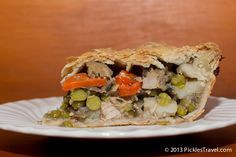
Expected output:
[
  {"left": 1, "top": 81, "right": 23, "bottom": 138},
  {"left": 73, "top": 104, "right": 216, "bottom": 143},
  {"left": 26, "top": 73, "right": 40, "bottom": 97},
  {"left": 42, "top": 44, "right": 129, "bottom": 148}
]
[{"left": 0, "top": 96, "right": 235, "bottom": 139}]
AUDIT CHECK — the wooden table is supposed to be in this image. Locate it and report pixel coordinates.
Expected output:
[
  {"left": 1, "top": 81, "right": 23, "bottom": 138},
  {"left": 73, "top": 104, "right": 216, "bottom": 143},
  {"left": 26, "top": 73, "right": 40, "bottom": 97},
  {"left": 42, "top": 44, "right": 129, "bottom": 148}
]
[{"left": 0, "top": 0, "right": 236, "bottom": 156}]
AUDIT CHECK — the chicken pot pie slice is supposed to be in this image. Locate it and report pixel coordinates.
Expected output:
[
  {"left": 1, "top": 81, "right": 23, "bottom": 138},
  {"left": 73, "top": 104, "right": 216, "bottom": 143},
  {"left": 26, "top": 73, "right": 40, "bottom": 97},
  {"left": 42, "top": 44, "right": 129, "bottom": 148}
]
[{"left": 42, "top": 42, "right": 222, "bottom": 127}]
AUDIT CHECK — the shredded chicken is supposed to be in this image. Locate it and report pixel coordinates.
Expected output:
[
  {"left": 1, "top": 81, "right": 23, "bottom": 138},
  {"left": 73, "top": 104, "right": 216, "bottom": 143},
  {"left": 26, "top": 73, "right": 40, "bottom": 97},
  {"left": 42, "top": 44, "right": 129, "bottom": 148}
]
[
  {"left": 101, "top": 102, "right": 121, "bottom": 120},
  {"left": 109, "top": 97, "right": 132, "bottom": 112},
  {"left": 143, "top": 97, "right": 177, "bottom": 118},
  {"left": 86, "top": 61, "right": 113, "bottom": 78},
  {"left": 177, "top": 56, "right": 212, "bottom": 81},
  {"left": 142, "top": 69, "right": 169, "bottom": 90},
  {"left": 174, "top": 81, "right": 205, "bottom": 99},
  {"left": 177, "top": 64, "right": 207, "bottom": 81}
]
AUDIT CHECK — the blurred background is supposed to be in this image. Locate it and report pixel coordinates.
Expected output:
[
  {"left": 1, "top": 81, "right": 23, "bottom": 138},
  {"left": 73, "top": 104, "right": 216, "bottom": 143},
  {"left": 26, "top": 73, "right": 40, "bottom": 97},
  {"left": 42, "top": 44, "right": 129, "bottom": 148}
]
[{"left": 0, "top": 0, "right": 236, "bottom": 103}]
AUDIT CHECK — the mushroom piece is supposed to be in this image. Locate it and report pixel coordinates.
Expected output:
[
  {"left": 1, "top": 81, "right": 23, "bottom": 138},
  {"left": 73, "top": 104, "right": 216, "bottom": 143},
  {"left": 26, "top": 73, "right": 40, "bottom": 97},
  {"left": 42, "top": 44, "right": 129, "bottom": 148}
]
[{"left": 86, "top": 61, "right": 113, "bottom": 78}]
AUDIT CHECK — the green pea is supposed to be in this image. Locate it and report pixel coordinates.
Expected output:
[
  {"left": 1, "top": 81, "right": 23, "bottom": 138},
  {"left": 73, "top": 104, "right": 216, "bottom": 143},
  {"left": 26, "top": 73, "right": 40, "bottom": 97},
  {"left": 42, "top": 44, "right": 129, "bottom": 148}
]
[
  {"left": 63, "top": 95, "right": 70, "bottom": 104},
  {"left": 61, "top": 112, "right": 70, "bottom": 118},
  {"left": 171, "top": 74, "right": 186, "bottom": 89},
  {"left": 60, "top": 102, "right": 68, "bottom": 110},
  {"left": 71, "top": 101, "right": 85, "bottom": 110},
  {"left": 188, "top": 103, "right": 196, "bottom": 113},
  {"left": 179, "top": 99, "right": 196, "bottom": 113},
  {"left": 86, "top": 95, "right": 101, "bottom": 111},
  {"left": 179, "top": 98, "right": 191, "bottom": 106},
  {"left": 177, "top": 105, "right": 187, "bottom": 116},
  {"left": 157, "top": 93, "right": 172, "bottom": 106},
  {"left": 62, "top": 121, "right": 73, "bottom": 127},
  {"left": 60, "top": 95, "right": 70, "bottom": 110},
  {"left": 71, "top": 89, "right": 87, "bottom": 101},
  {"left": 47, "top": 110, "right": 61, "bottom": 118}
]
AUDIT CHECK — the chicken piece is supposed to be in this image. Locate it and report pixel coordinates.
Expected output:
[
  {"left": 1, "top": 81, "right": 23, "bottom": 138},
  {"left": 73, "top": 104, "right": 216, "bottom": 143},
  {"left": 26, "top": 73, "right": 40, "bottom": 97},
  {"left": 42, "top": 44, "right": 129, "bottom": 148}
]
[
  {"left": 177, "top": 64, "right": 207, "bottom": 81},
  {"left": 174, "top": 81, "right": 205, "bottom": 99},
  {"left": 109, "top": 97, "right": 133, "bottom": 112},
  {"left": 142, "top": 69, "right": 168, "bottom": 90},
  {"left": 101, "top": 102, "right": 121, "bottom": 120},
  {"left": 86, "top": 61, "right": 113, "bottom": 78},
  {"left": 144, "top": 97, "right": 177, "bottom": 118},
  {"left": 177, "top": 55, "right": 213, "bottom": 81}
]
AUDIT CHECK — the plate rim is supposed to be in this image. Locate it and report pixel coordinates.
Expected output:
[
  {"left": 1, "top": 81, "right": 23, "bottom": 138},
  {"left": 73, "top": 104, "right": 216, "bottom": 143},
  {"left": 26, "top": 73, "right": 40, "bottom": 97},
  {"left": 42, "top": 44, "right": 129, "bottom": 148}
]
[{"left": 0, "top": 96, "right": 235, "bottom": 139}]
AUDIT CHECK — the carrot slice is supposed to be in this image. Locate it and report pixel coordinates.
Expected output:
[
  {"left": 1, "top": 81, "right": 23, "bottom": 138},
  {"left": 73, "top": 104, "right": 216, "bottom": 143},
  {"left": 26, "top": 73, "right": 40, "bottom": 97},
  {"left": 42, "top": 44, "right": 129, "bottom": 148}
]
[
  {"left": 62, "top": 73, "right": 107, "bottom": 91},
  {"left": 115, "top": 70, "right": 141, "bottom": 97}
]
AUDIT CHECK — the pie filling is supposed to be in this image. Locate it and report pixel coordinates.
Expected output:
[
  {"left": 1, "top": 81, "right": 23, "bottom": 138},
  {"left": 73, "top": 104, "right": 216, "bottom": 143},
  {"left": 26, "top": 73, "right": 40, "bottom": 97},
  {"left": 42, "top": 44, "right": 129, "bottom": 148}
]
[{"left": 43, "top": 59, "right": 214, "bottom": 127}]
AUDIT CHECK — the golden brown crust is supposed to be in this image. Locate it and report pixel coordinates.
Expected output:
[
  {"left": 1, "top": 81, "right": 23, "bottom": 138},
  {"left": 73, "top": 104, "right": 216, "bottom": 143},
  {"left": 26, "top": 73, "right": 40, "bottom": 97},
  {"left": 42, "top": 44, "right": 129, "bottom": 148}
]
[{"left": 61, "top": 42, "right": 222, "bottom": 83}]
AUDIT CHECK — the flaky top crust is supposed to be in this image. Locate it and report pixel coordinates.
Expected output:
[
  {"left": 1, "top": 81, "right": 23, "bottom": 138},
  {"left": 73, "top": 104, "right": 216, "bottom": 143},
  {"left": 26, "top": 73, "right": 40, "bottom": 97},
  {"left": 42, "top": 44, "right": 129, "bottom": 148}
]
[{"left": 61, "top": 42, "right": 222, "bottom": 83}]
